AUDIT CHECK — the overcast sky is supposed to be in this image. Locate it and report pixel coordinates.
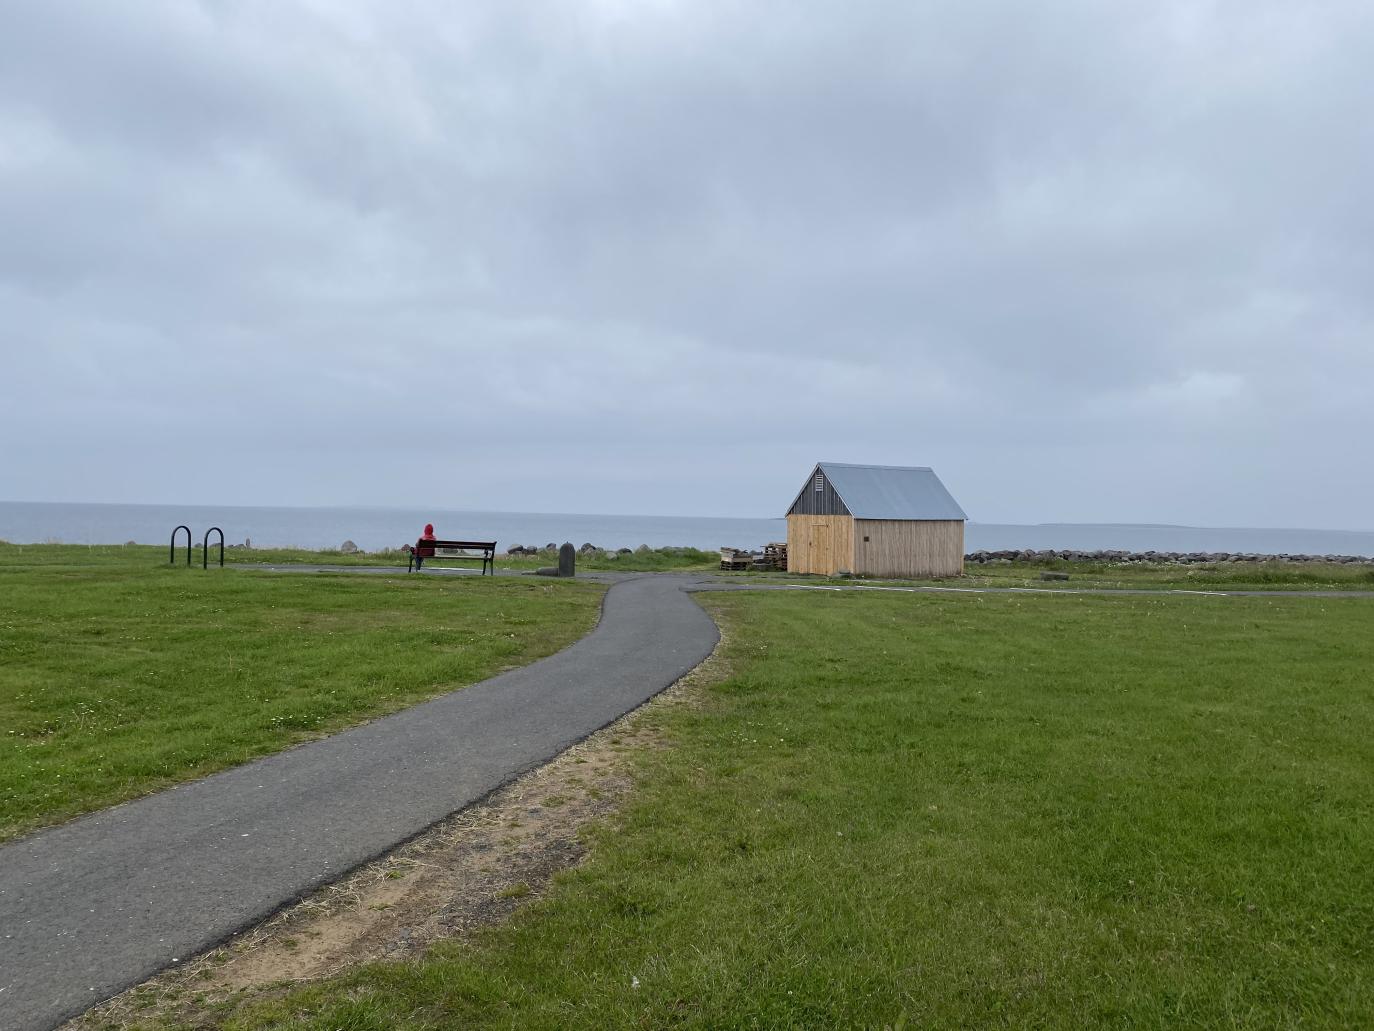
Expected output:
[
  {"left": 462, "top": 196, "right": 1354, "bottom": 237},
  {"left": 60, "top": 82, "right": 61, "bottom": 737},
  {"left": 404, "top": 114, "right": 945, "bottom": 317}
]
[{"left": 2, "top": 1, "right": 1371, "bottom": 528}]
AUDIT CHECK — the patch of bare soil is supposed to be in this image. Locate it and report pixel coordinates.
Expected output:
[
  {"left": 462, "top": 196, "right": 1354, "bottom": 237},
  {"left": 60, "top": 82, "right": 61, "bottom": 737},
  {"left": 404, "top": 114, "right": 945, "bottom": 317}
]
[{"left": 68, "top": 644, "right": 728, "bottom": 1031}]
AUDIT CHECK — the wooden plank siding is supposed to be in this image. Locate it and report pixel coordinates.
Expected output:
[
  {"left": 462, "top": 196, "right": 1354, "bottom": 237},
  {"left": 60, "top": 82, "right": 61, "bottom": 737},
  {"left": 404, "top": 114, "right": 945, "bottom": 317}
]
[
  {"left": 786, "top": 468, "right": 851, "bottom": 517},
  {"left": 852, "top": 519, "right": 964, "bottom": 578},
  {"left": 786, "top": 514, "right": 855, "bottom": 575}
]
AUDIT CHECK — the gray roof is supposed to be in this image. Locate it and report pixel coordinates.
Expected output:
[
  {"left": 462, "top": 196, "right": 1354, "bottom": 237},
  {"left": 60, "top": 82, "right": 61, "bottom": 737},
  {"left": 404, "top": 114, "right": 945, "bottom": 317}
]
[{"left": 811, "top": 462, "right": 967, "bottom": 520}]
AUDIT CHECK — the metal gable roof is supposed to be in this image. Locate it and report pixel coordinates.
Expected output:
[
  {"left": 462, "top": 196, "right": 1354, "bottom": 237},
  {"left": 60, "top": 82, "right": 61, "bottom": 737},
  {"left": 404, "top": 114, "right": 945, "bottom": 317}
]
[{"left": 815, "top": 462, "right": 967, "bottom": 521}]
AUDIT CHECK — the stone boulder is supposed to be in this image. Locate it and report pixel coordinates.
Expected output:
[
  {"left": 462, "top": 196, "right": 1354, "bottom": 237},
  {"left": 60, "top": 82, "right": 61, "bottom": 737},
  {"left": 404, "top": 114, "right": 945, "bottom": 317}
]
[{"left": 340, "top": 540, "right": 359, "bottom": 555}]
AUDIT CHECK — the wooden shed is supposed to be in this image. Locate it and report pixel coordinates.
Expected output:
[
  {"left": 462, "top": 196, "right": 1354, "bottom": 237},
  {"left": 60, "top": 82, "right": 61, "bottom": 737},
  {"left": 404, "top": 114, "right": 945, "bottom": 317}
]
[{"left": 786, "top": 462, "right": 967, "bottom": 578}]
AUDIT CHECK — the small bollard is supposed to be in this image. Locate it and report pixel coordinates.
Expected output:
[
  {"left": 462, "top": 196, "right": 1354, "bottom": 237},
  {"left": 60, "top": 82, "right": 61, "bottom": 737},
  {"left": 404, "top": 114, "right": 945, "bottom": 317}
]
[{"left": 558, "top": 542, "right": 576, "bottom": 578}]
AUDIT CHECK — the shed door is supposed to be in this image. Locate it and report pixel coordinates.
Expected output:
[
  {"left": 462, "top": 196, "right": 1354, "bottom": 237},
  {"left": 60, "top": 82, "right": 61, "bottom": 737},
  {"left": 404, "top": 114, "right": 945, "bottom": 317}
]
[{"left": 809, "top": 522, "right": 831, "bottom": 574}]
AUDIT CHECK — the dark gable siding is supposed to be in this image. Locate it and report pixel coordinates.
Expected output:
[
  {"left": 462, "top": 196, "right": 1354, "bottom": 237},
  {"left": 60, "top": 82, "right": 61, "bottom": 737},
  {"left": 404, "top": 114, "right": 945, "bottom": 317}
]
[{"left": 788, "top": 468, "right": 852, "bottom": 516}]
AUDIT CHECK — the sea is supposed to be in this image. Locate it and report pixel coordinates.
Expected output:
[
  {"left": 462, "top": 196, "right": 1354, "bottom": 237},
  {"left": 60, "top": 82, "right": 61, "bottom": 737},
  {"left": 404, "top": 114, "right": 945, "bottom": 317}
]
[{"left": 2, "top": 501, "right": 1373, "bottom": 558}]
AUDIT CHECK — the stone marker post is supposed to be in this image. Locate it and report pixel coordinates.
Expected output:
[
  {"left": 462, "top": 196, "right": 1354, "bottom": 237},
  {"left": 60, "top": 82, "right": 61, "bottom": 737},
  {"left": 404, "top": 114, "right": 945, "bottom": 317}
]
[{"left": 558, "top": 542, "right": 576, "bottom": 578}]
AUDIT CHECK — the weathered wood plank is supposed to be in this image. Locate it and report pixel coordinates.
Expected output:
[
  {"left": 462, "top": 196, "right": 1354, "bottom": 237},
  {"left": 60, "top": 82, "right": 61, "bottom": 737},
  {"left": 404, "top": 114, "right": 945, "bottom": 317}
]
[
  {"left": 852, "top": 519, "right": 964, "bottom": 577},
  {"left": 787, "top": 514, "right": 854, "bottom": 575}
]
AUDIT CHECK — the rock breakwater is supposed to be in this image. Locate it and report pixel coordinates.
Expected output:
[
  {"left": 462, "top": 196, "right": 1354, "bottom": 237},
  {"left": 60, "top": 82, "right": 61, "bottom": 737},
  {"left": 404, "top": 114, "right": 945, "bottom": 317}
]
[{"left": 966, "top": 549, "right": 1374, "bottom": 565}]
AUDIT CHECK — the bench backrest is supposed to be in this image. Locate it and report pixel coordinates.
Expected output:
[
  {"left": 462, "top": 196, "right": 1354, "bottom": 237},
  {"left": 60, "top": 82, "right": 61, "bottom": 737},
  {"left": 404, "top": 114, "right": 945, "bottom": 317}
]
[{"left": 419, "top": 539, "right": 496, "bottom": 551}]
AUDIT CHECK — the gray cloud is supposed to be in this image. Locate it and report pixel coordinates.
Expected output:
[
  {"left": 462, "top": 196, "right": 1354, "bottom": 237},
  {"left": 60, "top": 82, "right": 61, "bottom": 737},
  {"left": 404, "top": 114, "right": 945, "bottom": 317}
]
[{"left": 2, "top": 0, "right": 1372, "bottom": 526}]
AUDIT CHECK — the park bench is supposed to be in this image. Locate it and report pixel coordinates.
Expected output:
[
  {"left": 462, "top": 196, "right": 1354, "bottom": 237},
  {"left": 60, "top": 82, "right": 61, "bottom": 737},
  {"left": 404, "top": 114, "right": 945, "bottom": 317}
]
[{"left": 408, "top": 539, "right": 497, "bottom": 576}]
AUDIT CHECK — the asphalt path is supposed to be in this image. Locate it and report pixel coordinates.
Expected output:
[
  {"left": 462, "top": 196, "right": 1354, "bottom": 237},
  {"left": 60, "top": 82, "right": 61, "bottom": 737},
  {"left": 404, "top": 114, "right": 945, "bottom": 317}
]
[{"left": 0, "top": 574, "right": 718, "bottom": 1031}]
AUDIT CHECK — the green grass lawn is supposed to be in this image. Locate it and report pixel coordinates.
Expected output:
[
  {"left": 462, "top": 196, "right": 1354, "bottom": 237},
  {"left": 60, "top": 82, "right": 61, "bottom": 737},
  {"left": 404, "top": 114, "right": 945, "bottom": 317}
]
[
  {"left": 0, "top": 546, "right": 603, "bottom": 842},
  {"left": 0, "top": 541, "right": 719, "bottom": 573},
  {"left": 712, "top": 557, "right": 1374, "bottom": 592},
  {"left": 30, "top": 541, "right": 1367, "bottom": 589},
  {"left": 222, "top": 543, "right": 717, "bottom": 574},
  {"left": 497, "top": 547, "right": 718, "bottom": 574},
  {"left": 186, "top": 588, "right": 1372, "bottom": 1029},
  {"left": 954, "top": 557, "right": 1374, "bottom": 591}
]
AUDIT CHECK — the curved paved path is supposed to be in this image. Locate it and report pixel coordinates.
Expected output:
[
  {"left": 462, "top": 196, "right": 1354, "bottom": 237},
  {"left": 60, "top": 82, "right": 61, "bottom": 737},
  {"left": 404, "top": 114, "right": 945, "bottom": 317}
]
[{"left": 0, "top": 575, "right": 718, "bottom": 1031}]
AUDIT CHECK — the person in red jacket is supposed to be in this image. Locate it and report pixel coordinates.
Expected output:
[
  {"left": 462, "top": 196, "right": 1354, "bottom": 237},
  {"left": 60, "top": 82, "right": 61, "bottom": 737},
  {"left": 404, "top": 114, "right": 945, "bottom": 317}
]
[{"left": 415, "top": 523, "right": 437, "bottom": 570}]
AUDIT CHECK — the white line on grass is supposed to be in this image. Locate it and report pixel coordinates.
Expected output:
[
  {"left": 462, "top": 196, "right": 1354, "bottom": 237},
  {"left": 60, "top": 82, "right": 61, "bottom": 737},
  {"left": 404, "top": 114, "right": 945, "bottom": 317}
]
[{"left": 848, "top": 584, "right": 984, "bottom": 593}]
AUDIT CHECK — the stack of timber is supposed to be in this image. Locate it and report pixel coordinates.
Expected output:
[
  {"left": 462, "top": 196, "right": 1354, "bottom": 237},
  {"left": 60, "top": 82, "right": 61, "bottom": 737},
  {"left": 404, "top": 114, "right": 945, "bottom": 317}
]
[
  {"left": 720, "top": 547, "right": 752, "bottom": 571},
  {"left": 720, "top": 543, "right": 789, "bottom": 572},
  {"left": 761, "top": 541, "right": 788, "bottom": 570}
]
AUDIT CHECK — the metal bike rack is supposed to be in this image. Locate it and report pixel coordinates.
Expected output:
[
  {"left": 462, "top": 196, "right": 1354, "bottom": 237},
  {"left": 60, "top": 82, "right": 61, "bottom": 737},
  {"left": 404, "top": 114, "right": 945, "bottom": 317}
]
[
  {"left": 170, "top": 525, "right": 192, "bottom": 566},
  {"left": 203, "top": 526, "right": 225, "bottom": 569}
]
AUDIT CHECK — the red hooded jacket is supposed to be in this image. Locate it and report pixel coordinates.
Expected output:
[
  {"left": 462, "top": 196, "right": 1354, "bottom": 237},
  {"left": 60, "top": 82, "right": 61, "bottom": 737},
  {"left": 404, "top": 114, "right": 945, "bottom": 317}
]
[{"left": 417, "top": 523, "right": 436, "bottom": 558}]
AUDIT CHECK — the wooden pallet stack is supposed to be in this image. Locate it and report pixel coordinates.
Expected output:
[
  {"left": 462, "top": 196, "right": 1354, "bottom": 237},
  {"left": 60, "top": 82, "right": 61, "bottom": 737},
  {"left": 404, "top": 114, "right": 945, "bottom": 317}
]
[
  {"left": 719, "top": 547, "right": 751, "bottom": 571},
  {"left": 720, "top": 543, "right": 789, "bottom": 572},
  {"left": 762, "top": 541, "right": 788, "bottom": 571}
]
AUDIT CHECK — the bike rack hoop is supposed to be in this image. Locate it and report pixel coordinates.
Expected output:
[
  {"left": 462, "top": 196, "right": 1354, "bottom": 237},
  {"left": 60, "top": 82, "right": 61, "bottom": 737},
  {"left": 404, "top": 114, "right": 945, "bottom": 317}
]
[
  {"left": 203, "top": 526, "right": 225, "bottom": 569},
  {"left": 170, "top": 525, "right": 192, "bottom": 566}
]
